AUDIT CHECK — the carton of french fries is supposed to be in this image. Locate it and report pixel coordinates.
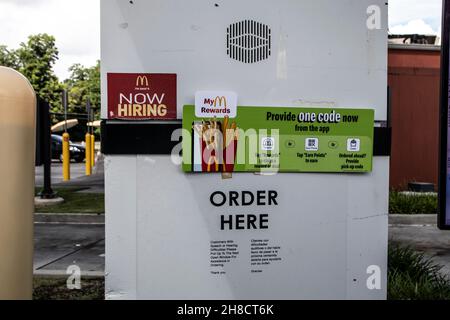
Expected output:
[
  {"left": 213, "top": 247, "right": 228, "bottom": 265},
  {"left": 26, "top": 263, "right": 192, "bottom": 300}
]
[{"left": 193, "top": 116, "right": 238, "bottom": 173}]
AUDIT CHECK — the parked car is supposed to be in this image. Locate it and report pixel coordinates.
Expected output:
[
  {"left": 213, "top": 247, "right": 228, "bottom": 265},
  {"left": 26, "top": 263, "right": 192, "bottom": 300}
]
[{"left": 51, "top": 134, "right": 85, "bottom": 163}]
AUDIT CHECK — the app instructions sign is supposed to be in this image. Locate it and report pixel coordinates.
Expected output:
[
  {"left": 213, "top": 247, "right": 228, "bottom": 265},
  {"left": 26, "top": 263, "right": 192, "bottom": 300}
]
[{"left": 182, "top": 106, "right": 374, "bottom": 173}]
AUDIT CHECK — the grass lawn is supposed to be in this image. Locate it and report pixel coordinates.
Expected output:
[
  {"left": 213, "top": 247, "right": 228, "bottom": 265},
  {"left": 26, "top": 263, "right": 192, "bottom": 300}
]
[
  {"left": 33, "top": 277, "right": 104, "bottom": 300},
  {"left": 35, "top": 187, "right": 104, "bottom": 214}
]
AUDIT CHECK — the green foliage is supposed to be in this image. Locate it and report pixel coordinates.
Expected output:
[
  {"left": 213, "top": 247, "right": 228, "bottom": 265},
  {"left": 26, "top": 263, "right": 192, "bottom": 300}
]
[
  {"left": 388, "top": 245, "right": 450, "bottom": 300},
  {"left": 0, "top": 45, "right": 19, "bottom": 69},
  {"left": 16, "top": 34, "right": 64, "bottom": 112},
  {"left": 389, "top": 191, "right": 437, "bottom": 214},
  {"left": 1, "top": 34, "right": 100, "bottom": 123},
  {"left": 65, "top": 60, "right": 101, "bottom": 120},
  {"left": 0, "top": 34, "right": 64, "bottom": 112}
]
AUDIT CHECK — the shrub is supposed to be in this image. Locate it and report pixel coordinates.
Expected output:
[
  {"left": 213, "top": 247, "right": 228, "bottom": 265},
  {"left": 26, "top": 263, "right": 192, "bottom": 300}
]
[
  {"left": 389, "top": 191, "right": 437, "bottom": 214},
  {"left": 388, "top": 245, "right": 450, "bottom": 300}
]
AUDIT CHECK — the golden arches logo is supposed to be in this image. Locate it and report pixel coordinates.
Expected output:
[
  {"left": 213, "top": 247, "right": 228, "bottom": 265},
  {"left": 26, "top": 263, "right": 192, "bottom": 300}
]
[
  {"left": 213, "top": 96, "right": 227, "bottom": 108},
  {"left": 136, "top": 75, "right": 149, "bottom": 87}
]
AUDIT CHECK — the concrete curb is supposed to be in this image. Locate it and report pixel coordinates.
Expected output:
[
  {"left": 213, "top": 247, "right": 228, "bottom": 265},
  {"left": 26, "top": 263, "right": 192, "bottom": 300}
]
[
  {"left": 33, "top": 270, "right": 105, "bottom": 278},
  {"left": 35, "top": 197, "right": 65, "bottom": 208},
  {"left": 389, "top": 214, "right": 437, "bottom": 226},
  {"left": 34, "top": 213, "right": 105, "bottom": 224}
]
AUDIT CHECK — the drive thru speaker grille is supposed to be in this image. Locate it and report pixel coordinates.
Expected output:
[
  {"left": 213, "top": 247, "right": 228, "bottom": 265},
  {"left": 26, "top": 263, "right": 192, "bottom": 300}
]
[{"left": 227, "top": 20, "right": 271, "bottom": 63}]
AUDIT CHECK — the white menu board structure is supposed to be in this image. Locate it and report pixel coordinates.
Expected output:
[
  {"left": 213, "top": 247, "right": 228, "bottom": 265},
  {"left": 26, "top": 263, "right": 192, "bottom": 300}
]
[{"left": 101, "top": 0, "right": 389, "bottom": 299}]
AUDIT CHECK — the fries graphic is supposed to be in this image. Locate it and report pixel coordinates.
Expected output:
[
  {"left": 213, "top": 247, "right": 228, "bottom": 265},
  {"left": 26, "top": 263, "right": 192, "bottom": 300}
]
[{"left": 193, "top": 116, "right": 238, "bottom": 173}]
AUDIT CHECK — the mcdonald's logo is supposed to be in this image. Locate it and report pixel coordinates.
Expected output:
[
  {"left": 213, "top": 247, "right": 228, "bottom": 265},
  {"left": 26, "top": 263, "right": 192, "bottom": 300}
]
[
  {"left": 213, "top": 96, "right": 227, "bottom": 108},
  {"left": 196, "top": 91, "right": 238, "bottom": 119},
  {"left": 136, "top": 75, "right": 149, "bottom": 87},
  {"left": 203, "top": 96, "right": 228, "bottom": 108}
]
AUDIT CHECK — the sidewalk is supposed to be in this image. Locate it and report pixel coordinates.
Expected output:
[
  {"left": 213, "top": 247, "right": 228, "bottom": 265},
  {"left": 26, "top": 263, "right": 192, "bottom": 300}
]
[
  {"left": 389, "top": 214, "right": 450, "bottom": 277},
  {"left": 53, "top": 155, "right": 105, "bottom": 193}
]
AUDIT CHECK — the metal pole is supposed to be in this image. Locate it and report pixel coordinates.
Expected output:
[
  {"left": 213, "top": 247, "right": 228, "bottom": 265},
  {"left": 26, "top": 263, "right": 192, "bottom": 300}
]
[
  {"left": 90, "top": 108, "right": 96, "bottom": 168},
  {"left": 62, "top": 90, "right": 70, "bottom": 181},
  {"left": 91, "top": 109, "right": 94, "bottom": 135},
  {"left": 64, "top": 90, "right": 68, "bottom": 132},
  {"left": 87, "top": 98, "right": 91, "bottom": 128},
  {"left": 39, "top": 97, "right": 55, "bottom": 199}
]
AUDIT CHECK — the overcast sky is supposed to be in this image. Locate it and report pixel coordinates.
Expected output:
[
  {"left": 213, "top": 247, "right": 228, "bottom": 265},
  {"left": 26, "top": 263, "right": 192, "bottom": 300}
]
[{"left": 0, "top": 0, "right": 443, "bottom": 80}]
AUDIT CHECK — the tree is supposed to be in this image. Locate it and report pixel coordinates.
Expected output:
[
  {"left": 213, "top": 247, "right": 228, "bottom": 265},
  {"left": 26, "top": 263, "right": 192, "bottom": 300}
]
[
  {"left": 15, "top": 34, "right": 64, "bottom": 113},
  {"left": 0, "top": 34, "right": 64, "bottom": 113},
  {"left": 0, "top": 45, "right": 19, "bottom": 69},
  {"left": 65, "top": 60, "right": 101, "bottom": 120},
  {"left": 0, "top": 34, "right": 101, "bottom": 122}
]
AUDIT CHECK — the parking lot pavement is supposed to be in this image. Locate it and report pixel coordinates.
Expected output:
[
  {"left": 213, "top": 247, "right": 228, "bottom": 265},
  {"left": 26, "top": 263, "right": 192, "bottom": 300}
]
[
  {"left": 34, "top": 222, "right": 105, "bottom": 276},
  {"left": 35, "top": 162, "right": 87, "bottom": 187}
]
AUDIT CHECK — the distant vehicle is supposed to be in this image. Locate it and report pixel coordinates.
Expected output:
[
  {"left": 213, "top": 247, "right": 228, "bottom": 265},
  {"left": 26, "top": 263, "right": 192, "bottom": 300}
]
[{"left": 51, "top": 134, "right": 85, "bottom": 163}]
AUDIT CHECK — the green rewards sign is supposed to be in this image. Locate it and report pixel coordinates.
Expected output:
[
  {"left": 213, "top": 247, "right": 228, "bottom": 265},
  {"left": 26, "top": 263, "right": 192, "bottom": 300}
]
[{"left": 182, "top": 105, "right": 374, "bottom": 173}]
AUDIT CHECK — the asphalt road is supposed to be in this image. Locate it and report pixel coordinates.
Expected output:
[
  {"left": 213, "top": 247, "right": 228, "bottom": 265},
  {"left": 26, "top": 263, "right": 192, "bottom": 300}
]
[
  {"left": 389, "top": 215, "right": 450, "bottom": 277},
  {"left": 35, "top": 162, "right": 87, "bottom": 187},
  {"left": 34, "top": 222, "right": 104, "bottom": 277}
]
